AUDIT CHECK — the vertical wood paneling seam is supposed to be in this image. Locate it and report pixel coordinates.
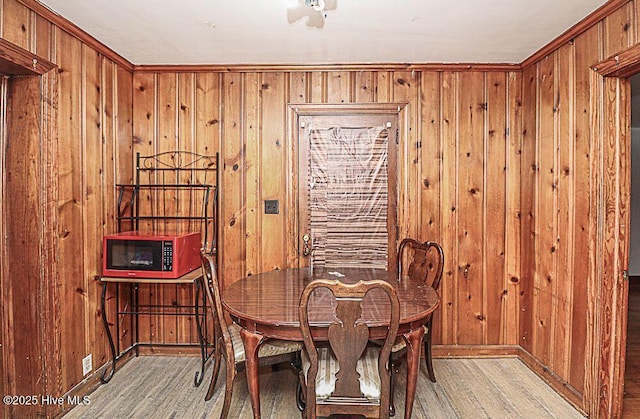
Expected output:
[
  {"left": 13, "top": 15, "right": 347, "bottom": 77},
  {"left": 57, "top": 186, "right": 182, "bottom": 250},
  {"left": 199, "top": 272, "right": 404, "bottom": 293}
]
[
  {"left": 630, "top": 1, "right": 637, "bottom": 44},
  {"left": 550, "top": 52, "right": 560, "bottom": 370},
  {"left": 454, "top": 72, "right": 460, "bottom": 344},
  {"left": 533, "top": 62, "right": 541, "bottom": 352},
  {"left": 240, "top": 73, "right": 247, "bottom": 277},
  {"left": 173, "top": 72, "right": 180, "bottom": 341},
  {"left": 28, "top": 9, "right": 35, "bottom": 54},
  {"left": 415, "top": 70, "right": 423, "bottom": 239},
  {"left": 305, "top": 71, "right": 312, "bottom": 104},
  {"left": 217, "top": 73, "right": 225, "bottom": 280},
  {"left": 0, "top": 77, "right": 6, "bottom": 402},
  {"left": 283, "top": 72, "right": 290, "bottom": 268},
  {"left": 322, "top": 72, "right": 328, "bottom": 103},
  {"left": 257, "top": 72, "right": 264, "bottom": 271},
  {"left": 0, "top": 0, "right": 4, "bottom": 38},
  {"left": 564, "top": 41, "right": 577, "bottom": 381},
  {"left": 503, "top": 72, "right": 510, "bottom": 344},
  {"left": 482, "top": 72, "right": 488, "bottom": 345},
  {"left": 349, "top": 71, "right": 355, "bottom": 103},
  {"left": 372, "top": 71, "right": 378, "bottom": 103},
  {"left": 80, "top": 43, "right": 90, "bottom": 358}
]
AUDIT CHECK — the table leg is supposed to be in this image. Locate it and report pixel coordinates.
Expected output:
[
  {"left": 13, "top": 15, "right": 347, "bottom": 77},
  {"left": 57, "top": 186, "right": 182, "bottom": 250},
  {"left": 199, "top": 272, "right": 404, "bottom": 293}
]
[
  {"left": 403, "top": 326, "right": 426, "bottom": 419},
  {"left": 240, "top": 328, "right": 265, "bottom": 419}
]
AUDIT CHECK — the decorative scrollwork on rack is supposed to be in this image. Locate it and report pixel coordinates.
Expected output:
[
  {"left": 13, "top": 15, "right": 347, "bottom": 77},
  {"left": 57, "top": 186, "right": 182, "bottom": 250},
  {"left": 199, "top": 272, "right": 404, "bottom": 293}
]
[
  {"left": 138, "top": 151, "right": 217, "bottom": 172},
  {"left": 116, "top": 150, "right": 219, "bottom": 256}
]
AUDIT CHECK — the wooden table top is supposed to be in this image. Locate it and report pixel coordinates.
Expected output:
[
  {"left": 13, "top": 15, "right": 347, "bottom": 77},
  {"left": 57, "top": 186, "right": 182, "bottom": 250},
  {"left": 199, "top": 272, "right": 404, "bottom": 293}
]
[{"left": 222, "top": 267, "right": 439, "bottom": 334}]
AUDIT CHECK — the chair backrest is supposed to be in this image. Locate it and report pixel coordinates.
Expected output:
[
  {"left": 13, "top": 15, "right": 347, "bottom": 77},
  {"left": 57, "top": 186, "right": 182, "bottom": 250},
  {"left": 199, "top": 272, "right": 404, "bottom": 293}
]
[
  {"left": 299, "top": 278, "right": 399, "bottom": 418},
  {"left": 200, "top": 252, "right": 235, "bottom": 360},
  {"left": 397, "top": 238, "right": 444, "bottom": 291}
]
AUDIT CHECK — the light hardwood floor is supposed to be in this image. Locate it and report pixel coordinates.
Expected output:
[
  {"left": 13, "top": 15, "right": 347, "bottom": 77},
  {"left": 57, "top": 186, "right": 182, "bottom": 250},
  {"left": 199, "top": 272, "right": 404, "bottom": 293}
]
[{"left": 64, "top": 356, "right": 583, "bottom": 418}]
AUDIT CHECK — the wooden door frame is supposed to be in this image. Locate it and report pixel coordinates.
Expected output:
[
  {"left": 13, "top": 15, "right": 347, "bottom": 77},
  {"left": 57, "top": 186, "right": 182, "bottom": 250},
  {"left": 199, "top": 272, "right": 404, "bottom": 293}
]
[
  {"left": 0, "top": 40, "right": 58, "bottom": 418},
  {"left": 286, "top": 103, "right": 409, "bottom": 269},
  {"left": 589, "top": 44, "right": 638, "bottom": 418}
]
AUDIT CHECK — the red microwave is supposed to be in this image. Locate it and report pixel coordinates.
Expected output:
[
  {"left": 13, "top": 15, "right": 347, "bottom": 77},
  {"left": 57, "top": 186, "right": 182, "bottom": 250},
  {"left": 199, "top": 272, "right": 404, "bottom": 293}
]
[{"left": 102, "top": 231, "right": 201, "bottom": 279}]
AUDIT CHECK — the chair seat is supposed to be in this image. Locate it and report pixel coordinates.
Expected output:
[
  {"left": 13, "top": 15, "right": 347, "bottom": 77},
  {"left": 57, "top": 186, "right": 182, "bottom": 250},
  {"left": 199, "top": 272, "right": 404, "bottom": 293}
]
[
  {"left": 302, "top": 347, "right": 382, "bottom": 400},
  {"left": 228, "top": 323, "right": 302, "bottom": 362},
  {"left": 371, "top": 324, "right": 429, "bottom": 353}
]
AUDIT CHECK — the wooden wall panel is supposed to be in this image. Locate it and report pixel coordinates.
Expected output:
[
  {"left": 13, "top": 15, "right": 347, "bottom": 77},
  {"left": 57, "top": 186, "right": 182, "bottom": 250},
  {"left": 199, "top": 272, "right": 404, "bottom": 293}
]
[
  {"left": 130, "top": 67, "right": 520, "bottom": 353},
  {"left": 520, "top": 64, "right": 537, "bottom": 355},
  {"left": 261, "top": 73, "right": 287, "bottom": 272},
  {"left": 419, "top": 72, "right": 442, "bottom": 341},
  {"left": 440, "top": 72, "right": 458, "bottom": 346},
  {"left": 244, "top": 73, "right": 261, "bottom": 277},
  {"left": 82, "top": 45, "right": 102, "bottom": 372},
  {"left": 535, "top": 54, "right": 556, "bottom": 367},
  {"left": 456, "top": 72, "right": 486, "bottom": 344},
  {"left": 570, "top": 24, "right": 600, "bottom": 395},
  {"left": 2, "top": 0, "right": 30, "bottom": 51},
  {"left": 221, "top": 73, "right": 245, "bottom": 285},
  {"left": 555, "top": 43, "right": 574, "bottom": 379},
  {"left": 3, "top": 75, "right": 47, "bottom": 418},
  {"left": 505, "top": 71, "right": 522, "bottom": 345},
  {"left": 0, "top": 4, "right": 134, "bottom": 412},
  {"left": 156, "top": 73, "right": 178, "bottom": 344},
  {"left": 603, "top": 2, "right": 633, "bottom": 58},
  {"left": 56, "top": 29, "right": 87, "bottom": 392},
  {"left": 485, "top": 72, "right": 507, "bottom": 345},
  {"left": 132, "top": 72, "right": 156, "bottom": 345},
  {"left": 9, "top": 0, "right": 640, "bottom": 416}
]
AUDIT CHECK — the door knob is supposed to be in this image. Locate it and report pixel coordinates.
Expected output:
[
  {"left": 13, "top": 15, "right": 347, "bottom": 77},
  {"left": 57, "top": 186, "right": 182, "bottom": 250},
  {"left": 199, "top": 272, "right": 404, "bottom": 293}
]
[{"left": 302, "top": 234, "right": 312, "bottom": 256}]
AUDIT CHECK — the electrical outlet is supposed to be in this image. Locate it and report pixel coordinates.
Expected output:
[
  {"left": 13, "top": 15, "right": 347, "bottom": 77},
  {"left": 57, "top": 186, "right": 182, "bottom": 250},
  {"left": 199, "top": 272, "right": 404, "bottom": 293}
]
[{"left": 82, "top": 354, "right": 92, "bottom": 376}]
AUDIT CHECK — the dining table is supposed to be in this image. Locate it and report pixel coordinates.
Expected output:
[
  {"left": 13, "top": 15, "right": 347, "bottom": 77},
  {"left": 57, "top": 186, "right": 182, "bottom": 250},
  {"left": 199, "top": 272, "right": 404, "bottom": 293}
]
[{"left": 222, "top": 266, "right": 440, "bottom": 419}]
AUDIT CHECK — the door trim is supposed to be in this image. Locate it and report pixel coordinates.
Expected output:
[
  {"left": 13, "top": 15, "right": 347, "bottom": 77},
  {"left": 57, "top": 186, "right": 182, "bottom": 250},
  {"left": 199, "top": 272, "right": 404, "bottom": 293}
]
[{"left": 286, "top": 103, "right": 409, "bottom": 269}]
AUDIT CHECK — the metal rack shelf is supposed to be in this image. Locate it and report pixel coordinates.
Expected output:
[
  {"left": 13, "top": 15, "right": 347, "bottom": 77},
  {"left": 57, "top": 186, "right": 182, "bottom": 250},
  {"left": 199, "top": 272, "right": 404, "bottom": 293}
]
[{"left": 100, "top": 151, "right": 219, "bottom": 386}]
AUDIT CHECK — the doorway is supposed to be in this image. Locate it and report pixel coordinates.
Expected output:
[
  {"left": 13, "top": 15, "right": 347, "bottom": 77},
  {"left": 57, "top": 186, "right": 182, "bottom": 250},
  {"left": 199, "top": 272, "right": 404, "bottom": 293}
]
[
  {"left": 288, "top": 104, "right": 407, "bottom": 271},
  {"left": 624, "top": 73, "right": 640, "bottom": 416}
]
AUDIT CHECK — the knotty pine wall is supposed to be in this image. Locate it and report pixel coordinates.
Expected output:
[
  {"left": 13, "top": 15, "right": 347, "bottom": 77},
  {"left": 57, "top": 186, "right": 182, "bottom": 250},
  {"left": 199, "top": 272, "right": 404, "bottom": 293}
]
[
  {"left": 0, "top": 0, "right": 133, "bottom": 417},
  {"left": 3, "top": 0, "right": 640, "bottom": 417},
  {"left": 131, "top": 68, "right": 523, "bottom": 351},
  {"left": 519, "top": 0, "right": 637, "bottom": 411}
]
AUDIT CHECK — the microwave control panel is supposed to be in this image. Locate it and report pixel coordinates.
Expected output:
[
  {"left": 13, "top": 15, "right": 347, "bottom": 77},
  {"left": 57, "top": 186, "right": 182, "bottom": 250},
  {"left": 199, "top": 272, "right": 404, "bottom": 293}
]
[{"left": 163, "top": 241, "right": 173, "bottom": 271}]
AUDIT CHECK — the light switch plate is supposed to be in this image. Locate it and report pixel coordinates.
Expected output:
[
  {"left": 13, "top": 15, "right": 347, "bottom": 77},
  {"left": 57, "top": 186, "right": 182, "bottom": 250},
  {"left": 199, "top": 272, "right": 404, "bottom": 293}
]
[{"left": 264, "top": 200, "right": 279, "bottom": 214}]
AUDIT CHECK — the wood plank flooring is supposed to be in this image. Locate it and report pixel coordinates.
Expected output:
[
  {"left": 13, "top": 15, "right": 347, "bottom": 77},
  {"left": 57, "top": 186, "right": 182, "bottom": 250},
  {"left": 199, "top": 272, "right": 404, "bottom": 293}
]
[{"left": 63, "top": 356, "right": 583, "bottom": 418}]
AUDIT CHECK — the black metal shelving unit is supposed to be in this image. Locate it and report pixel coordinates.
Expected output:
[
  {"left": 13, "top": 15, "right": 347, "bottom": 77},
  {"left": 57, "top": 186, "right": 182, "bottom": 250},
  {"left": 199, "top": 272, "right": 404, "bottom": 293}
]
[{"left": 100, "top": 151, "right": 219, "bottom": 386}]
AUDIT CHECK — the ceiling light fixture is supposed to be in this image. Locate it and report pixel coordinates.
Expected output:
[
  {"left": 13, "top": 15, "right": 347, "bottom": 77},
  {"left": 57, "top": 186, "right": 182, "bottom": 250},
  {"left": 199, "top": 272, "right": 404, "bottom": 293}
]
[{"left": 305, "top": 0, "right": 325, "bottom": 12}]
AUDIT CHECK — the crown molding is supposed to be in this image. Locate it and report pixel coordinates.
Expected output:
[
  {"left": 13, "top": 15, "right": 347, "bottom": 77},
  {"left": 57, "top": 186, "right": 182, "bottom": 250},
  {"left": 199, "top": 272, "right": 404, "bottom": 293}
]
[{"left": 133, "top": 62, "right": 521, "bottom": 73}]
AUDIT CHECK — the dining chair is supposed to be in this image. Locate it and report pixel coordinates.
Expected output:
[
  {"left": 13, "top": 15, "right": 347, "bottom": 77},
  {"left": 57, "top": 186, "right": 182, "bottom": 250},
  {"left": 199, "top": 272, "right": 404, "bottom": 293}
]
[
  {"left": 200, "top": 252, "right": 303, "bottom": 418},
  {"left": 298, "top": 278, "right": 400, "bottom": 419},
  {"left": 396, "top": 238, "right": 444, "bottom": 382},
  {"left": 382, "top": 238, "right": 444, "bottom": 416}
]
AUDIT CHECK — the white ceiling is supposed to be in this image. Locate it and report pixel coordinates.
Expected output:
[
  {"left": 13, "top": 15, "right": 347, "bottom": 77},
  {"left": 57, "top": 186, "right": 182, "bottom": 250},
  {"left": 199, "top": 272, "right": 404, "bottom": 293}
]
[{"left": 37, "top": 0, "right": 608, "bottom": 65}]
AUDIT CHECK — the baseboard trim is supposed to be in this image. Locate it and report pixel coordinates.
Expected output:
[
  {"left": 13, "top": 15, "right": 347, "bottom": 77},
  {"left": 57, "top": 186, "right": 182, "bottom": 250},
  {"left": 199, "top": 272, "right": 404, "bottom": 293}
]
[{"left": 433, "top": 344, "right": 520, "bottom": 358}]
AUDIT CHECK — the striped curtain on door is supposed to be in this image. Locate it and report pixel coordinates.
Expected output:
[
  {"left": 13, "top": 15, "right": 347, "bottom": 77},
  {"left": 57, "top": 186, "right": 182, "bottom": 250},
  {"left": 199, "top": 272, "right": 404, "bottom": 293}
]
[{"left": 306, "top": 125, "right": 389, "bottom": 269}]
